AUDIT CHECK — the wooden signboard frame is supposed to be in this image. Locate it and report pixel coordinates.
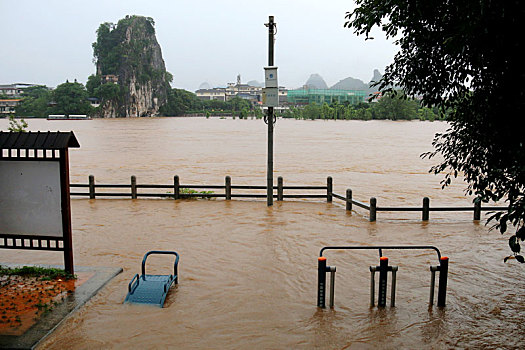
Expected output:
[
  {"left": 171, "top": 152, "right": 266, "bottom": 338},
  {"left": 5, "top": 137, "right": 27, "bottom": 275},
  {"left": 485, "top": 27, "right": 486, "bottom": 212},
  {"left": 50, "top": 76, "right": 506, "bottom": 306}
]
[{"left": 0, "top": 131, "right": 79, "bottom": 274}]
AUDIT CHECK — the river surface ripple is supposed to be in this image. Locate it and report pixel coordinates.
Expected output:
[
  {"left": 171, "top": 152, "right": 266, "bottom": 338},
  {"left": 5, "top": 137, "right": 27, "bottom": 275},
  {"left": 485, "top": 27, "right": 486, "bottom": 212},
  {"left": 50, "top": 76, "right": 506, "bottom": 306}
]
[{"left": 1, "top": 118, "right": 523, "bottom": 349}]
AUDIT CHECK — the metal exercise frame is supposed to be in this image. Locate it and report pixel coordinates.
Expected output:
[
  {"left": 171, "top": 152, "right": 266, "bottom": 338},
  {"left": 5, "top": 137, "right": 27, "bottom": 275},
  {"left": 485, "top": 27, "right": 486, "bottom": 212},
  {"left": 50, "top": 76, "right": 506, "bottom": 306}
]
[{"left": 317, "top": 245, "right": 449, "bottom": 309}]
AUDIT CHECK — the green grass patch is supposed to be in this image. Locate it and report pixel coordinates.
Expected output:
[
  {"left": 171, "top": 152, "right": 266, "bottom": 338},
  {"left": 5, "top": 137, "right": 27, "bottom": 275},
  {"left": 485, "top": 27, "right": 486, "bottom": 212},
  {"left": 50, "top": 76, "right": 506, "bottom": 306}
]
[{"left": 0, "top": 265, "right": 76, "bottom": 280}]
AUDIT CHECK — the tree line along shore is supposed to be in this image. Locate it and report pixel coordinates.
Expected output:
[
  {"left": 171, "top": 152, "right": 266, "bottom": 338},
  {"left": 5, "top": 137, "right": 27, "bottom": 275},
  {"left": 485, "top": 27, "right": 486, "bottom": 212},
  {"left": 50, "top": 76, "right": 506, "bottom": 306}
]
[{"left": 2, "top": 82, "right": 444, "bottom": 121}]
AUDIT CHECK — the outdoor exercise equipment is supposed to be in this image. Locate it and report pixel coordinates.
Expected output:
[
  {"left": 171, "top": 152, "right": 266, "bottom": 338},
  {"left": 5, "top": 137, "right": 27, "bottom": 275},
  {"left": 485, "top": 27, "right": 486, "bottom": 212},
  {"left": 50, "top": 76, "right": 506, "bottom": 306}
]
[
  {"left": 124, "top": 250, "right": 179, "bottom": 307},
  {"left": 317, "top": 245, "right": 449, "bottom": 309}
]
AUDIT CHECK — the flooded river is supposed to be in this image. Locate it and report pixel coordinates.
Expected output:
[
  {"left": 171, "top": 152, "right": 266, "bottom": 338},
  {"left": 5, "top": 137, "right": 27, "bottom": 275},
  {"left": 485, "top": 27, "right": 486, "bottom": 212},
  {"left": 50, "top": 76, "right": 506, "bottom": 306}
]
[{"left": 1, "top": 118, "right": 524, "bottom": 349}]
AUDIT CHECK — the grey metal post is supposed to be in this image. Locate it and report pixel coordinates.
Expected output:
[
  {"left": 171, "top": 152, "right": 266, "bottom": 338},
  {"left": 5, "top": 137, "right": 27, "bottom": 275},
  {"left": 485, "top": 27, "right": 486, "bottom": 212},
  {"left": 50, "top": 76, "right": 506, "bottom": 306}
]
[
  {"left": 429, "top": 266, "right": 438, "bottom": 305},
  {"left": 131, "top": 175, "right": 137, "bottom": 199},
  {"left": 174, "top": 175, "right": 180, "bottom": 200},
  {"left": 225, "top": 176, "right": 231, "bottom": 200},
  {"left": 266, "top": 15, "right": 275, "bottom": 207},
  {"left": 370, "top": 267, "right": 376, "bottom": 307},
  {"left": 277, "top": 176, "right": 283, "bottom": 201},
  {"left": 346, "top": 188, "right": 353, "bottom": 211},
  {"left": 391, "top": 266, "right": 398, "bottom": 307},
  {"left": 474, "top": 199, "right": 481, "bottom": 220},
  {"left": 422, "top": 197, "right": 430, "bottom": 221},
  {"left": 329, "top": 266, "right": 336, "bottom": 308},
  {"left": 88, "top": 174, "right": 95, "bottom": 199},
  {"left": 327, "top": 176, "right": 333, "bottom": 202},
  {"left": 370, "top": 197, "right": 377, "bottom": 222}
]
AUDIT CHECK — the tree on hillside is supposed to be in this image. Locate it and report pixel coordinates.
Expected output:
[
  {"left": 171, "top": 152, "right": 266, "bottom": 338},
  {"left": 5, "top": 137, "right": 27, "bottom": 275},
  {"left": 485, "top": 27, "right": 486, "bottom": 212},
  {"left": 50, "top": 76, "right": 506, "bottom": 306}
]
[
  {"left": 346, "top": 0, "right": 525, "bottom": 261},
  {"left": 15, "top": 85, "right": 52, "bottom": 118},
  {"left": 51, "top": 81, "right": 92, "bottom": 116},
  {"left": 86, "top": 74, "right": 101, "bottom": 97},
  {"left": 160, "top": 88, "right": 202, "bottom": 116}
]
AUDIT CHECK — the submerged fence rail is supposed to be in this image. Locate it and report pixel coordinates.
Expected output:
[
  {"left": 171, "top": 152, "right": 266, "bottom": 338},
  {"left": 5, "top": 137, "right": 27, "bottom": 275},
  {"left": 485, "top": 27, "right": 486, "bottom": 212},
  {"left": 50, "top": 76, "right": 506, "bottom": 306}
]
[
  {"left": 70, "top": 175, "right": 508, "bottom": 221},
  {"left": 70, "top": 175, "right": 331, "bottom": 201}
]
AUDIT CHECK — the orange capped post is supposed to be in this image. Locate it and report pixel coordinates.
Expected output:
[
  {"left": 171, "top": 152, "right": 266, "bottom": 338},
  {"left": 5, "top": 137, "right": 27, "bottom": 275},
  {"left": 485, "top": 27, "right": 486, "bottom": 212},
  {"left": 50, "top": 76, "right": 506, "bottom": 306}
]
[{"left": 317, "top": 256, "right": 327, "bottom": 308}]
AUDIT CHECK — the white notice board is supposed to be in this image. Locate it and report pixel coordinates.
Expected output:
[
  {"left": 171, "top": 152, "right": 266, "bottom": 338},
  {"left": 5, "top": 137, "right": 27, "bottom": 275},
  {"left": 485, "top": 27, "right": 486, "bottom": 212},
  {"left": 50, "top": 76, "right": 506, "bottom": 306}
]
[{"left": 0, "top": 161, "right": 63, "bottom": 237}]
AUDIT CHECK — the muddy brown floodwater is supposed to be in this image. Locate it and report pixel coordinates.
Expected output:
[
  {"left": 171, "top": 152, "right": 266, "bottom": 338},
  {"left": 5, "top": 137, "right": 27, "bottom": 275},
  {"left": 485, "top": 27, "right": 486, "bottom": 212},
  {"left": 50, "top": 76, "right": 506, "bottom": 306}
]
[{"left": 1, "top": 118, "right": 524, "bottom": 349}]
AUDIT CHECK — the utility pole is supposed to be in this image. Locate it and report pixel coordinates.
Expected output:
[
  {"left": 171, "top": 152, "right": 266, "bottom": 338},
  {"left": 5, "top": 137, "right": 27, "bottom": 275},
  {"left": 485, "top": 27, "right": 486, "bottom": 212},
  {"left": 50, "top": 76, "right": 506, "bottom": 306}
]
[{"left": 264, "top": 15, "right": 277, "bottom": 207}]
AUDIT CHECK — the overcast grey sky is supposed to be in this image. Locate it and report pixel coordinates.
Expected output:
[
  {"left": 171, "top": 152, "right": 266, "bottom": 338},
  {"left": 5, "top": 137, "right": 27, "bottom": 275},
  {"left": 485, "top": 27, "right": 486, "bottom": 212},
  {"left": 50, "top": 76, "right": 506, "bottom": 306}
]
[{"left": 0, "top": 0, "right": 398, "bottom": 91}]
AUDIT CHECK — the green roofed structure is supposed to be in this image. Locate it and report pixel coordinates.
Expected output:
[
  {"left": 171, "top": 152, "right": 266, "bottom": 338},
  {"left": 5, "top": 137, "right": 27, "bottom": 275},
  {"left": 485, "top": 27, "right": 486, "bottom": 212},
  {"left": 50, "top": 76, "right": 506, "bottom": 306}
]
[{"left": 287, "top": 89, "right": 367, "bottom": 105}]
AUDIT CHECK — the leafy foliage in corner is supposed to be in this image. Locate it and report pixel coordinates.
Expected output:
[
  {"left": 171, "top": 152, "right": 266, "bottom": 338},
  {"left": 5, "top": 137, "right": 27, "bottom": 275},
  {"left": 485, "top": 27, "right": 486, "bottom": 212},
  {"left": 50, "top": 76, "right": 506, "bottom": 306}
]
[
  {"left": 346, "top": 0, "right": 525, "bottom": 261},
  {"left": 7, "top": 115, "right": 28, "bottom": 132}
]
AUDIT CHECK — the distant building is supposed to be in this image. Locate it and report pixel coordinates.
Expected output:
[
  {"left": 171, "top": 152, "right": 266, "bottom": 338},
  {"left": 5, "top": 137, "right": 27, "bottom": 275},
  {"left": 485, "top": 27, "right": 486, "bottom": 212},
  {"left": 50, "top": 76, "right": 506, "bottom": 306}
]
[
  {"left": 0, "top": 83, "right": 44, "bottom": 114},
  {"left": 278, "top": 87, "right": 288, "bottom": 104},
  {"left": 287, "top": 88, "right": 366, "bottom": 106},
  {"left": 0, "top": 83, "right": 41, "bottom": 98},
  {"left": 195, "top": 88, "right": 227, "bottom": 101},
  {"left": 88, "top": 97, "right": 100, "bottom": 107},
  {"left": 194, "top": 75, "right": 289, "bottom": 106},
  {"left": 101, "top": 75, "right": 119, "bottom": 84},
  {"left": 0, "top": 99, "right": 21, "bottom": 114}
]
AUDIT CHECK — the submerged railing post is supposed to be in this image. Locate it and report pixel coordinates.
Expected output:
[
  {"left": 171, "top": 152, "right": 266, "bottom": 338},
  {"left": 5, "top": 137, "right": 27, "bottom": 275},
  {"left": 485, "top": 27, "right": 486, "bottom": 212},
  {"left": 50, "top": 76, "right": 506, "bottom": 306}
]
[
  {"left": 317, "top": 257, "right": 327, "bottom": 308},
  {"left": 174, "top": 175, "right": 180, "bottom": 200},
  {"left": 88, "top": 174, "right": 95, "bottom": 199},
  {"left": 131, "top": 175, "right": 137, "bottom": 199},
  {"left": 437, "top": 256, "right": 449, "bottom": 307},
  {"left": 474, "top": 199, "right": 481, "bottom": 221},
  {"left": 422, "top": 197, "right": 430, "bottom": 221},
  {"left": 225, "top": 176, "right": 231, "bottom": 200},
  {"left": 326, "top": 176, "right": 333, "bottom": 203},
  {"left": 346, "top": 189, "right": 352, "bottom": 211},
  {"left": 370, "top": 197, "right": 377, "bottom": 222},
  {"left": 277, "top": 176, "right": 283, "bottom": 201}
]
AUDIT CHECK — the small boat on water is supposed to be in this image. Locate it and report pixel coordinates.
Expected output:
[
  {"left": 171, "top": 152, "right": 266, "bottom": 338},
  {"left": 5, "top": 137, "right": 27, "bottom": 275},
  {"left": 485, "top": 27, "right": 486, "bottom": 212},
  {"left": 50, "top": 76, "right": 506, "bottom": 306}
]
[{"left": 47, "top": 114, "right": 92, "bottom": 120}]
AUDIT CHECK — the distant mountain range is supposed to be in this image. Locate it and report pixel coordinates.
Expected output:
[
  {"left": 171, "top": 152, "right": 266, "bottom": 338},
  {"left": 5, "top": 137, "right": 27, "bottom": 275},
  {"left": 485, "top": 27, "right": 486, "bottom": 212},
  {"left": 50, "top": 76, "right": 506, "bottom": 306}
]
[
  {"left": 304, "top": 69, "right": 383, "bottom": 92},
  {"left": 198, "top": 69, "right": 384, "bottom": 92}
]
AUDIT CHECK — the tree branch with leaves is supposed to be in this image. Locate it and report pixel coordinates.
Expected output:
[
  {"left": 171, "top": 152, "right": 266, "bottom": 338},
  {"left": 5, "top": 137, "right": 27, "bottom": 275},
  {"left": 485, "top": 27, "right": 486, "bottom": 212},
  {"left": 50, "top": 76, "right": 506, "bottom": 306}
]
[{"left": 345, "top": 0, "right": 525, "bottom": 262}]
